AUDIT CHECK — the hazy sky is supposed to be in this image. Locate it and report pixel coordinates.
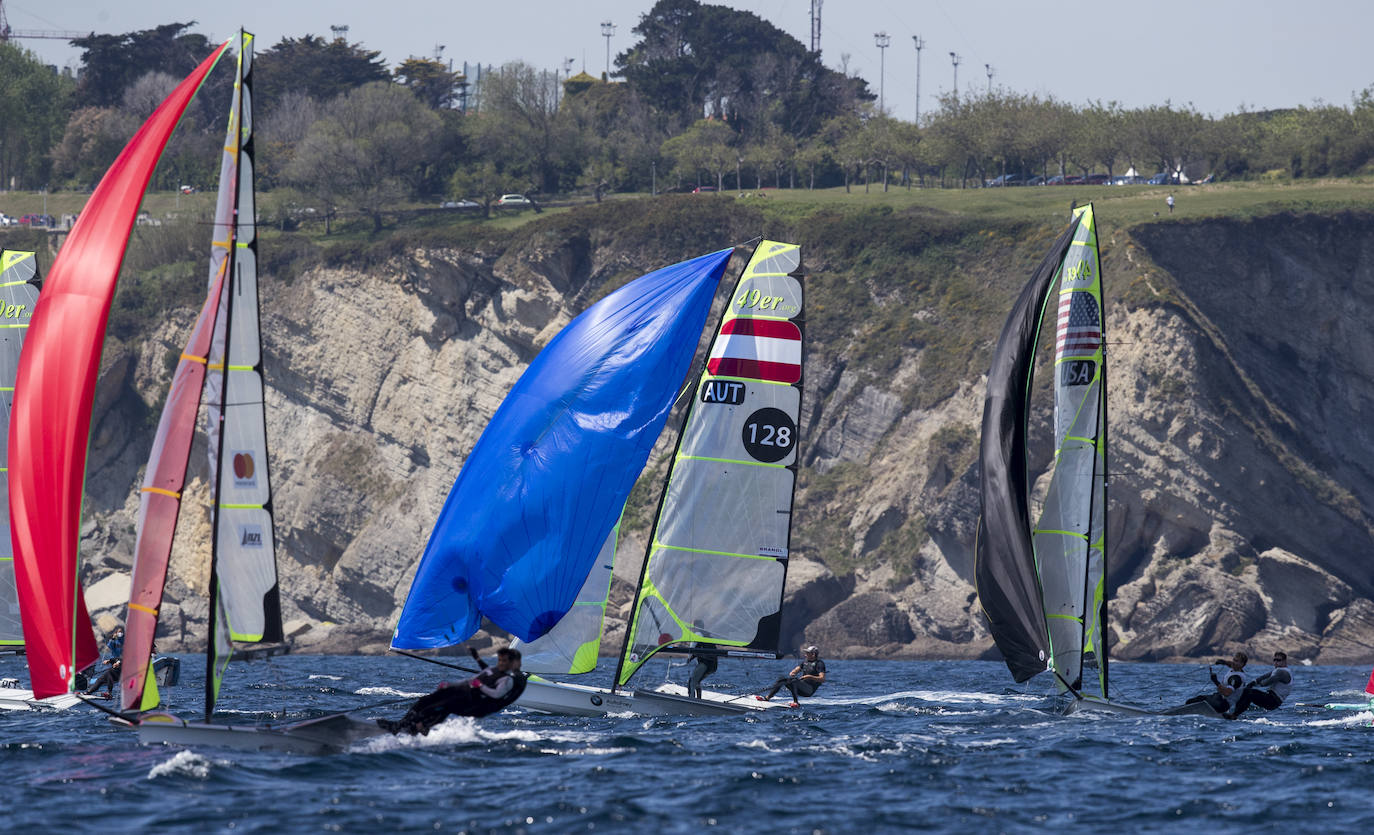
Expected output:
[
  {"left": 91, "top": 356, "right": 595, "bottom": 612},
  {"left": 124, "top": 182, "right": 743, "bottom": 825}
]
[{"left": 6, "top": 0, "right": 1370, "bottom": 118}]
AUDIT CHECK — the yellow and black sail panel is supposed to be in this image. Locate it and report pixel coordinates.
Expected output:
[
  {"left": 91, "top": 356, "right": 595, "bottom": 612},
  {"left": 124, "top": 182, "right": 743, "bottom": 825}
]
[
  {"left": 618, "top": 241, "right": 804, "bottom": 687},
  {"left": 0, "top": 250, "right": 39, "bottom": 646}
]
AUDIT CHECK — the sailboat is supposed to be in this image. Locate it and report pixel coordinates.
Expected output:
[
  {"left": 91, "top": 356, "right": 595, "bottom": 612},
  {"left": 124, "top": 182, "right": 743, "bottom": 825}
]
[
  {"left": 114, "top": 32, "right": 360, "bottom": 753},
  {"left": 8, "top": 40, "right": 232, "bottom": 708},
  {"left": 391, "top": 242, "right": 803, "bottom": 720},
  {"left": 975, "top": 204, "right": 1147, "bottom": 715},
  {"left": 512, "top": 240, "right": 805, "bottom": 716}
]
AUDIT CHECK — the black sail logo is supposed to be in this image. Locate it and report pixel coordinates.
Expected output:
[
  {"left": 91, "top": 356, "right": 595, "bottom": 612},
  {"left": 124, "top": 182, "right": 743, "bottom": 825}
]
[{"left": 239, "top": 524, "right": 265, "bottom": 548}]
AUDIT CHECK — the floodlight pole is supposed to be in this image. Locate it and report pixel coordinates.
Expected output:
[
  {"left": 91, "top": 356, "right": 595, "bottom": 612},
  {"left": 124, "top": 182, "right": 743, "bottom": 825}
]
[
  {"left": 601, "top": 21, "right": 616, "bottom": 79},
  {"left": 912, "top": 35, "right": 925, "bottom": 123},
  {"left": 950, "top": 52, "right": 961, "bottom": 102},
  {"left": 874, "top": 31, "right": 890, "bottom": 113}
]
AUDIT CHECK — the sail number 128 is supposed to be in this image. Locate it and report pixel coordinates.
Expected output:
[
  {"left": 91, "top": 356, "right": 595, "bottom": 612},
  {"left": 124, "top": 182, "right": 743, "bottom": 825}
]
[{"left": 742, "top": 407, "right": 796, "bottom": 463}]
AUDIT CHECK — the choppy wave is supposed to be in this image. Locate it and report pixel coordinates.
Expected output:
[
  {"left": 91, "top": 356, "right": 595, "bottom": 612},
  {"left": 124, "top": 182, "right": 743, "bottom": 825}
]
[{"left": 0, "top": 654, "right": 1368, "bottom": 832}]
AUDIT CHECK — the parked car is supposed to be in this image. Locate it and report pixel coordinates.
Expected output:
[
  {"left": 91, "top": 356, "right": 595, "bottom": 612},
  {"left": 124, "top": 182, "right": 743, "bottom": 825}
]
[
  {"left": 1082, "top": 173, "right": 1111, "bottom": 186},
  {"left": 1025, "top": 175, "right": 1046, "bottom": 186},
  {"left": 440, "top": 200, "right": 480, "bottom": 209},
  {"left": 1064, "top": 175, "right": 1085, "bottom": 185},
  {"left": 1146, "top": 173, "right": 1172, "bottom": 185},
  {"left": 691, "top": 185, "right": 716, "bottom": 193},
  {"left": 1044, "top": 175, "right": 1068, "bottom": 186},
  {"left": 496, "top": 193, "right": 532, "bottom": 207},
  {"left": 985, "top": 173, "right": 1025, "bottom": 187}
]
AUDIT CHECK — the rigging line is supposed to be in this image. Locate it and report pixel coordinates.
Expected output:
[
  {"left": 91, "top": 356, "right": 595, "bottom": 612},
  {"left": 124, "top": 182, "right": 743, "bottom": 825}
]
[{"left": 390, "top": 648, "right": 480, "bottom": 675}]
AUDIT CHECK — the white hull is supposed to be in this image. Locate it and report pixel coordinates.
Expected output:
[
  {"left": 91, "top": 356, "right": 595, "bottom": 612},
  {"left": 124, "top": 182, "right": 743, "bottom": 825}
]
[
  {"left": 1062, "top": 694, "right": 1158, "bottom": 717},
  {"left": 518, "top": 676, "right": 776, "bottom": 716},
  {"left": 0, "top": 687, "right": 83, "bottom": 712},
  {"left": 137, "top": 710, "right": 389, "bottom": 754}
]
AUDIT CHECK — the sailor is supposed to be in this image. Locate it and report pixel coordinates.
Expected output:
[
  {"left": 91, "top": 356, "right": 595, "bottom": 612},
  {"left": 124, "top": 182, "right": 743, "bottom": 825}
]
[
  {"left": 1186, "top": 652, "right": 1247, "bottom": 713},
  {"left": 82, "top": 658, "right": 121, "bottom": 699},
  {"left": 1224, "top": 650, "right": 1292, "bottom": 719},
  {"left": 756, "top": 645, "right": 826, "bottom": 708},
  {"left": 685, "top": 642, "right": 718, "bottom": 700},
  {"left": 380, "top": 647, "right": 526, "bottom": 735}
]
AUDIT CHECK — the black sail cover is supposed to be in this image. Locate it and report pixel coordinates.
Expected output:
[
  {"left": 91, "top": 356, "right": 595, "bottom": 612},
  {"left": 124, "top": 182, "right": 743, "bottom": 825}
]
[{"left": 975, "top": 221, "right": 1078, "bottom": 682}]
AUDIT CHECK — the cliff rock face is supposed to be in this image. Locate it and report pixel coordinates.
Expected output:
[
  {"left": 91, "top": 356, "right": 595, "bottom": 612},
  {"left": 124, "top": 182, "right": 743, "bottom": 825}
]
[{"left": 74, "top": 204, "right": 1374, "bottom": 666}]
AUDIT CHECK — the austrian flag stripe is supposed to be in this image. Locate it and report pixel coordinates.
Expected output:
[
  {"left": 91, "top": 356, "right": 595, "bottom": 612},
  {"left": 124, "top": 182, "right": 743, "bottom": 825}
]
[{"left": 707, "top": 317, "right": 802, "bottom": 383}]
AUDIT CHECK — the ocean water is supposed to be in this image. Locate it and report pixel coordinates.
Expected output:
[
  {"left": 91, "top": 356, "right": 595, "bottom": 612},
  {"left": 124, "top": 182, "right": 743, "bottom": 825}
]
[{"left": 0, "top": 654, "right": 1370, "bottom": 833}]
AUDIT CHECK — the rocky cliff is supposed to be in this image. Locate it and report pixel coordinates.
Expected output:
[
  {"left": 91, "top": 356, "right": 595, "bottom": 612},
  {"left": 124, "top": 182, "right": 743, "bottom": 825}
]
[{"left": 72, "top": 199, "right": 1374, "bottom": 664}]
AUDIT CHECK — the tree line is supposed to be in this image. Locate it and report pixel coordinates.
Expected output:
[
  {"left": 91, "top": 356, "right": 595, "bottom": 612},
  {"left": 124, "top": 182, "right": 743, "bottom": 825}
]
[{"left": 1, "top": 0, "right": 1371, "bottom": 226}]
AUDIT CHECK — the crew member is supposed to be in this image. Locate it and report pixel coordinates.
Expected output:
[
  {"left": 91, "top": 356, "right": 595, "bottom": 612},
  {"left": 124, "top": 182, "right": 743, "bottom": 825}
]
[
  {"left": 83, "top": 658, "right": 121, "bottom": 699},
  {"left": 1186, "top": 652, "right": 1247, "bottom": 713},
  {"left": 1225, "top": 651, "right": 1292, "bottom": 719},
  {"left": 686, "top": 643, "right": 718, "bottom": 700},
  {"left": 380, "top": 647, "right": 526, "bottom": 735},
  {"left": 756, "top": 645, "right": 826, "bottom": 708}
]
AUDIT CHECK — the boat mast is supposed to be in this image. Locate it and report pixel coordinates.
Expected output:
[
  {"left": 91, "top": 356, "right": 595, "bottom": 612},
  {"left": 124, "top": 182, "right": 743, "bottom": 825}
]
[
  {"left": 1097, "top": 220, "right": 1110, "bottom": 701},
  {"left": 204, "top": 30, "right": 247, "bottom": 722}
]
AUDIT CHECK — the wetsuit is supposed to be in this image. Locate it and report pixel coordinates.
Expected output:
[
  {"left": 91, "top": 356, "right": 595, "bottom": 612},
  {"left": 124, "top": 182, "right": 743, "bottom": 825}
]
[
  {"left": 1187, "top": 668, "right": 1245, "bottom": 713},
  {"left": 686, "top": 645, "right": 717, "bottom": 699},
  {"left": 1228, "top": 667, "right": 1291, "bottom": 716},
  {"left": 382, "top": 666, "right": 528, "bottom": 734},
  {"left": 763, "top": 658, "right": 826, "bottom": 702}
]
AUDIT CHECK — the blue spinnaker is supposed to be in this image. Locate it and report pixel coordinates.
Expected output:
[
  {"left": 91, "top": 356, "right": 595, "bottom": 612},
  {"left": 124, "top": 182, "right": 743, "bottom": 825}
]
[{"left": 393, "top": 248, "right": 734, "bottom": 649}]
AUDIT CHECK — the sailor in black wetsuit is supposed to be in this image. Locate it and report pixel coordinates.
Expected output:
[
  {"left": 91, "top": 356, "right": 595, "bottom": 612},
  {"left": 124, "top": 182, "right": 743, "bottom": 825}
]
[
  {"left": 756, "top": 645, "right": 826, "bottom": 707},
  {"left": 380, "top": 647, "right": 527, "bottom": 735},
  {"left": 1186, "top": 652, "right": 1247, "bottom": 713},
  {"left": 1225, "top": 650, "right": 1292, "bottom": 719},
  {"left": 686, "top": 643, "right": 718, "bottom": 699}
]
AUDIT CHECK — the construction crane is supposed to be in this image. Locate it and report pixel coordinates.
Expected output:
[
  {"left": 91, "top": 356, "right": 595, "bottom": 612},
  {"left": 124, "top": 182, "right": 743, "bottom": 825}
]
[{"left": 0, "top": 0, "right": 86, "bottom": 43}]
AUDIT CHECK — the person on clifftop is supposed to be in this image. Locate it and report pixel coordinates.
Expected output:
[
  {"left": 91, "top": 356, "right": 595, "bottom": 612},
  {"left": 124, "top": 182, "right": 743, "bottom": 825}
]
[{"left": 756, "top": 645, "right": 826, "bottom": 708}]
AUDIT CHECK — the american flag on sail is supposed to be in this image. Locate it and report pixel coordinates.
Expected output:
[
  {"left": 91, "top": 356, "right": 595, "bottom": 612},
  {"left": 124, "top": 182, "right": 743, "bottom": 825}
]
[
  {"left": 1056, "top": 290, "right": 1101, "bottom": 359},
  {"left": 707, "top": 317, "right": 802, "bottom": 383}
]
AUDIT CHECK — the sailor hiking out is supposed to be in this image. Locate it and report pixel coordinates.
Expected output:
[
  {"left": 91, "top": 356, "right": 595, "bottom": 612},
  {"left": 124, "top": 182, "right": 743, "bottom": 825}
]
[
  {"left": 1225, "top": 651, "right": 1292, "bottom": 719},
  {"left": 380, "top": 647, "right": 527, "bottom": 735},
  {"left": 1185, "top": 652, "right": 1248, "bottom": 714},
  {"left": 756, "top": 645, "right": 827, "bottom": 708}
]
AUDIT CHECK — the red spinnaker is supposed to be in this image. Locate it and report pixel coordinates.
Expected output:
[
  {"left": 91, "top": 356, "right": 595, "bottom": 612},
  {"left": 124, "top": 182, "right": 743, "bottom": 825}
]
[
  {"left": 10, "top": 42, "right": 229, "bottom": 698},
  {"left": 1366, "top": 667, "right": 1374, "bottom": 697},
  {"left": 120, "top": 272, "right": 226, "bottom": 711}
]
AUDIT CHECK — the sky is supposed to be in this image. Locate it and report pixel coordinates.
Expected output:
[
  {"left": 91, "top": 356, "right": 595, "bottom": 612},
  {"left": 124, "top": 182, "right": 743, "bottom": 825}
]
[{"left": 5, "top": 0, "right": 1371, "bottom": 118}]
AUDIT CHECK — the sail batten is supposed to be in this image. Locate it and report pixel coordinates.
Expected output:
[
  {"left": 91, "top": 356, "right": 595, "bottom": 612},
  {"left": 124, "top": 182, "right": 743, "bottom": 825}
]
[{"left": 617, "top": 240, "right": 804, "bottom": 688}]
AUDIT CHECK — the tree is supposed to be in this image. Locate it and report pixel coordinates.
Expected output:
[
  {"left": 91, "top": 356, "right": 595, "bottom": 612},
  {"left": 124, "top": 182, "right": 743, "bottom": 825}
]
[
  {"left": 467, "top": 62, "right": 575, "bottom": 195},
  {"left": 0, "top": 43, "right": 74, "bottom": 188},
  {"left": 619, "top": 0, "right": 870, "bottom": 141},
  {"left": 660, "top": 119, "right": 736, "bottom": 191},
  {"left": 71, "top": 23, "right": 215, "bottom": 109},
  {"left": 394, "top": 59, "right": 463, "bottom": 110},
  {"left": 285, "top": 82, "right": 442, "bottom": 232},
  {"left": 256, "top": 35, "right": 389, "bottom": 110}
]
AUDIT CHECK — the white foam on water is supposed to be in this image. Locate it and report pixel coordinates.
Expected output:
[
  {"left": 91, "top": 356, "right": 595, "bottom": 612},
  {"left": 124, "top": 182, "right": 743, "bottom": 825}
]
[
  {"left": 356, "top": 686, "right": 427, "bottom": 698},
  {"left": 1305, "top": 711, "right": 1373, "bottom": 728},
  {"left": 308, "top": 674, "right": 342, "bottom": 681},
  {"left": 536, "top": 746, "right": 631, "bottom": 756},
  {"left": 807, "top": 689, "right": 1039, "bottom": 707},
  {"left": 147, "top": 750, "right": 211, "bottom": 780},
  {"left": 354, "top": 716, "right": 610, "bottom": 753}
]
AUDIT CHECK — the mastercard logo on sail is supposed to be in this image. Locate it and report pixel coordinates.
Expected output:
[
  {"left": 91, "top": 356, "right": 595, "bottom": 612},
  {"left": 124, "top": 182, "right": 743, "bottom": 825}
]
[{"left": 232, "top": 451, "right": 257, "bottom": 487}]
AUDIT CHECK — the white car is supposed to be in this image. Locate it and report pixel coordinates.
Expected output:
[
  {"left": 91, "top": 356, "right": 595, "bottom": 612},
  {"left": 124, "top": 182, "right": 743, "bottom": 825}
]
[
  {"left": 440, "top": 200, "right": 480, "bottom": 209},
  {"left": 496, "top": 193, "right": 532, "bottom": 207}
]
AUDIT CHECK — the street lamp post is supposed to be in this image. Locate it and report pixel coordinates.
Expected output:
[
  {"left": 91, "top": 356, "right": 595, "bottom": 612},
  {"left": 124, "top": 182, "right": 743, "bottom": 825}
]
[
  {"left": 985, "top": 63, "right": 994, "bottom": 93},
  {"left": 912, "top": 36, "right": 925, "bottom": 123},
  {"left": 601, "top": 21, "right": 616, "bottom": 79},
  {"left": 874, "top": 31, "right": 890, "bottom": 114},
  {"left": 950, "top": 52, "right": 961, "bottom": 101}
]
